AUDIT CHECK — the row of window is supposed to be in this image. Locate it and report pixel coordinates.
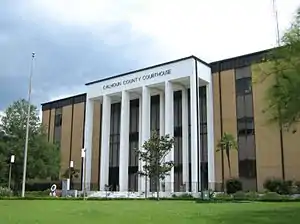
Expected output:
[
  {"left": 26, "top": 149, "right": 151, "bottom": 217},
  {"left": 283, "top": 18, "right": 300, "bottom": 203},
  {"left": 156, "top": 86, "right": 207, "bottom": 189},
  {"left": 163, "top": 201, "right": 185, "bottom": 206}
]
[{"left": 235, "top": 66, "right": 257, "bottom": 191}]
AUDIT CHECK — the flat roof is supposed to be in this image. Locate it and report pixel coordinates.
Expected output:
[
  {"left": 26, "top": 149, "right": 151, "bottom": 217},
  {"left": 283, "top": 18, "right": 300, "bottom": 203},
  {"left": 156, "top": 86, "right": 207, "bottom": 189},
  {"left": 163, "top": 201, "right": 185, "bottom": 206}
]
[{"left": 85, "top": 55, "right": 210, "bottom": 86}]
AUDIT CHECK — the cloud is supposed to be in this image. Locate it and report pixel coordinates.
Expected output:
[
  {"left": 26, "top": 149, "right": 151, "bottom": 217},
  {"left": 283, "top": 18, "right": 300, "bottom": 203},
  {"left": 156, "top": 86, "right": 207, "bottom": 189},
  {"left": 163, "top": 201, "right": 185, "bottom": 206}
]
[
  {"left": 0, "top": 0, "right": 299, "bottom": 111},
  {"left": 0, "top": 0, "right": 166, "bottom": 110}
]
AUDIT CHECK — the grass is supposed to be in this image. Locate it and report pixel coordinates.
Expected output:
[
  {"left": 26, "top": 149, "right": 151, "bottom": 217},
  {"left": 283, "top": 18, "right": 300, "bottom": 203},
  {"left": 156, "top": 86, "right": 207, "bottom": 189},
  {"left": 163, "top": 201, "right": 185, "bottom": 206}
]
[{"left": 0, "top": 200, "right": 300, "bottom": 223}]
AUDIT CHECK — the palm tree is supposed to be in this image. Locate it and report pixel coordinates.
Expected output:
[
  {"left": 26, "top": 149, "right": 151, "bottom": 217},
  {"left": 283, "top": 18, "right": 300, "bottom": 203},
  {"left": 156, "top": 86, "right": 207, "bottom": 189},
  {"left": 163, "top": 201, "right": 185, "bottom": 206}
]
[{"left": 216, "top": 133, "right": 238, "bottom": 177}]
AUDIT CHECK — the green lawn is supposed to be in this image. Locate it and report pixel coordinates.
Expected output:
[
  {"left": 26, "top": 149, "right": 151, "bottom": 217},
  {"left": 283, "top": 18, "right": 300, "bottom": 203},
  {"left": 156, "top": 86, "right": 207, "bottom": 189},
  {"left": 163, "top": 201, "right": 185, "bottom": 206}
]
[{"left": 1, "top": 200, "right": 300, "bottom": 223}]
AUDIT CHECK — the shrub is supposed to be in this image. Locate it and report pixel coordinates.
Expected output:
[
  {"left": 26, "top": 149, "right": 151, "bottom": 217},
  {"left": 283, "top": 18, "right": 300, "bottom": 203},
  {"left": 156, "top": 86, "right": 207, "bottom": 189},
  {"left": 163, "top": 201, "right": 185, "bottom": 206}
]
[
  {"left": 232, "top": 191, "right": 246, "bottom": 200},
  {"left": 171, "top": 193, "right": 194, "bottom": 200},
  {"left": 24, "top": 190, "right": 50, "bottom": 197},
  {"left": 264, "top": 178, "right": 282, "bottom": 192},
  {"left": 259, "top": 192, "right": 288, "bottom": 201},
  {"left": 263, "top": 179, "right": 293, "bottom": 195},
  {"left": 245, "top": 191, "right": 260, "bottom": 200},
  {"left": 226, "top": 178, "right": 242, "bottom": 194},
  {"left": 279, "top": 180, "right": 293, "bottom": 195},
  {"left": 295, "top": 181, "right": 300, "bottom": 194},
  {"left": 0, "top": 187, "right": 13, "bottom": 197},
  {"left": 214, "top": 192, "right": 232, "bottom": 200}
]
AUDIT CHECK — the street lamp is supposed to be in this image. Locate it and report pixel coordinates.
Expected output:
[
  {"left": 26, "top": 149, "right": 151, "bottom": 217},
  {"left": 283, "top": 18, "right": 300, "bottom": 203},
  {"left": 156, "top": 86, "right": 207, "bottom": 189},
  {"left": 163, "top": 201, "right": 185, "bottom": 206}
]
[
  {"left": 21, "top": 52, "right": 35, "bottom": 197},
  {"left": 8, "top": 155, "right": 15, "bottom": 190}
]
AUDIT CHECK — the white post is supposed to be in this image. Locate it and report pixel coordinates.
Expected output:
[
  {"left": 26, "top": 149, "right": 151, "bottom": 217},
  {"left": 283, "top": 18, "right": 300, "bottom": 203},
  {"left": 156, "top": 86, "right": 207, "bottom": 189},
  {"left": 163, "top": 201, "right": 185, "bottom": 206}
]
[
  {"left": 206, "top": 83, "right": 215, "bottom": 190},
  {"left": 119, "top": 90, "right": 130, "bottom": 192},
  {"left": 165, "top": 81, "right": 174, "bottom": 193},
  {"left": 141, "top": 86, "right": 151, "bottom": 194},
  {"left": 100, "top": 95, "right": 111, "bottom": 191},
  {"left": 83, "top": 98, "right": 94, "bottom": 191},
  {"left": 182, "top": 88, "right": 189, "bottom": 191},
  {"left": 190, "top": 73, "right": 200, "bottom": 193}
]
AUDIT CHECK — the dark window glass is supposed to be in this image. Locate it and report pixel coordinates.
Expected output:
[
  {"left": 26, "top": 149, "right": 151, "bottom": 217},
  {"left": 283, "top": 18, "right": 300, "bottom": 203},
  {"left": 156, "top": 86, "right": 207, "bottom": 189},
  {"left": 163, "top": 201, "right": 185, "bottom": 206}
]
[
  {"left": 235, "top": 66, "right": 257, "bottom": 191},
  {"left": 109, "top": 102, "right": 121, "bottom": 190},
  {"left": 150, "top": 95, "right": 160, "bottom": 192},
  {"left": 199, "top": 86, "right": 208, "bottom": 190},
  {"left": 173, "top": 91, "right": 183, "bottom": 192},
  {"left": 150, "top": 95, "right": 160, "bottom": 131},
  {"left": 235, "top": 66, "right": 252, "bottom": 79},
  {"left": 54, "top": 108, "right": 62, "bottom": 127},
  {"left": 53, "top": 108, "right": 62, "bottom": 143},
  {"left": 236, "top": 77, "right": 252, "bottom": 95},
  {"left": 245, "top": 94, "right": 254, "bottom": 117},
  {"left": 128, "top": 99, "right": 139, "bottom": 192},
  {"left": 237, "top": 117, "right": 255, "bottom": 136}
]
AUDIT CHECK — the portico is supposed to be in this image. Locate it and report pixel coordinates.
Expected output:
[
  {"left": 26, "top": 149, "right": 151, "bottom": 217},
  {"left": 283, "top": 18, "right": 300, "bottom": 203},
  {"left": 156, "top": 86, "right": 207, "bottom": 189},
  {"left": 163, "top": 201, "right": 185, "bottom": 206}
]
[{"left": 83, "top": 56, "right": 215, "bottom": 193}]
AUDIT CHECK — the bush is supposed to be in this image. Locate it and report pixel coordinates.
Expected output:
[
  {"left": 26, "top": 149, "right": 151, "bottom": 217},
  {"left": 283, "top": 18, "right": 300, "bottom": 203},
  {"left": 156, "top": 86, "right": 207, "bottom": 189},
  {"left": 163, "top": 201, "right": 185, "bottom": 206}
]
[
  {"left": 24, "top": 190, "right": 50, "bottom": 197},
  {"left": 259, "top": 192, "right": 287, "bottom": 201},
  {"left": 295, "top": 181, "right": 300, "bottom": 194},
  {"left": 263, "top": 179, "right": 293, "bottom": 195},
  {"left": 171, "top": 193, "right": 194, "bottom": 200},
  {"left": 0, "top": 187, "right": 13, "bottom": 197},
  {"left": 214, "top": 192, "right": 232, "bottom": 200},
  {"left": 226, "top": 178, "right": 242, "bottom": 194},
  {"left": 245, "top": 191, "right": 260, "bottom": 200},
  {"left": 25, "top": 181, "right": 62, "bottom": 191},
  {"left": 264, "top": 178, "right": 282, "bottom": 192},
  {"left": 232, "top": 191, "right": 246, "bottom": 200}
]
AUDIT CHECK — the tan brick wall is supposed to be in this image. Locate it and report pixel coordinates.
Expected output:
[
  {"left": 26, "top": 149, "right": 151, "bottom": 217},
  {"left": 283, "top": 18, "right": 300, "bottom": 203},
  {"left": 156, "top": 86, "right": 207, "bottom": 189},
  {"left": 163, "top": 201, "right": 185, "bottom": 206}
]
[{"left": 251, "top": 64, "right": 282, "bottom": 190}]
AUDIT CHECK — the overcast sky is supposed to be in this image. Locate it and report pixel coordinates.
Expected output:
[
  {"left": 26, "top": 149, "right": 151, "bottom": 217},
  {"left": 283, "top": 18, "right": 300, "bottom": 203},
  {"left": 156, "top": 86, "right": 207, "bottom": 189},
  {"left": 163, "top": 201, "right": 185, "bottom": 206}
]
[{"left": 0, "top": 0, "right": 299, "bottom": 112}]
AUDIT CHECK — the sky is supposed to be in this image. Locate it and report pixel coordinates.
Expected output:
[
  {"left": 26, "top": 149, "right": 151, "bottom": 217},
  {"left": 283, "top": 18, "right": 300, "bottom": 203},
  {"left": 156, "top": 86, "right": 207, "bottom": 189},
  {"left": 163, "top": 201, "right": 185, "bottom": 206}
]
[{"left": 0, "top": 0, "right": 299, "bottom": 113}]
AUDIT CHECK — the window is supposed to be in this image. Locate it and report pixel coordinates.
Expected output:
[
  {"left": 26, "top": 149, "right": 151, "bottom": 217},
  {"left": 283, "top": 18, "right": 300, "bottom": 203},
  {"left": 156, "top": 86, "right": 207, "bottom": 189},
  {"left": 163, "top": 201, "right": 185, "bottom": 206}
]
[
  {"left": 150, "top": 95, "right": 160, "bottom": 192},
  {"left": 53, "top": 108, "right": 62, "bottom": 143},
  {"left": 236, "top": 77, "right": 252, "bottom": 95},
  {"left": 54, "top": 108, "right": 62, "bottom": 127},
  {"left": 235, "top": 66, "right": 257, "bottom": 191},
  {"left": 237, "top": 117, "right": 255, "bottom": 135},
  {"left": 109, "top": 103, "right": 121, "bottom": 190},
  {"left": 128, "top": 99, "right": 139, "bottom": 192},
  {"left": 150, "top": 95, "right": 160, "bottom": 131}
]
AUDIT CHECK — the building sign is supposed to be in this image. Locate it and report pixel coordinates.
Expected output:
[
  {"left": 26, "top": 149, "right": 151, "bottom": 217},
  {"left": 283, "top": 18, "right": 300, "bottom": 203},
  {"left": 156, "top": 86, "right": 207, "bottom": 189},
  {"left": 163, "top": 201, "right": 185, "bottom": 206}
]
[{"left": 103, "top": 69, "right": 172, "bottom": 90}]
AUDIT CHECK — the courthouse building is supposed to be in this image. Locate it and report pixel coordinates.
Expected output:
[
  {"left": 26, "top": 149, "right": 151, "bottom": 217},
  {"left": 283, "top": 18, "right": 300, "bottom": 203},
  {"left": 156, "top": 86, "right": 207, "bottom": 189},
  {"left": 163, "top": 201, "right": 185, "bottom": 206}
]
[{"left": 41, "top": 48, "right": 300, "bottom": 193}]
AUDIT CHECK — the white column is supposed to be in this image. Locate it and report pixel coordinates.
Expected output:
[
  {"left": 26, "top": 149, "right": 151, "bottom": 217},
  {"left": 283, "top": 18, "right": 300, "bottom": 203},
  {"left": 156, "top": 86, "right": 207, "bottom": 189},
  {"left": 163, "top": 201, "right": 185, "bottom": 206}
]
[
  {"left": 138, "top": 95, "right": 143, "bottom": 192},
  {"left": 83, "top": 98, "right": 94, "bottom": 191},
  {"left": 206, "top": 83, "right": 215, "bottom": 190},
  {"left": 119, "top": 90, "right": 130, "bottom": 192},
  {"left": 100, "top": 95, "right": 111, "bottom": 191},
  {"left": 159, "top": 93, "right": 165, "bottom": 192},
  {"left": 140, "top": 86, "right": 151, "bottom": 193},
  {"left": 182, "top": 88, "right": 189, "bottom": 191},
  {"left": 190, "top": 74, "right": 200, "bottom": 193},
  {"left": 165, "top": 81, "right": 174, "bottom": 192}
]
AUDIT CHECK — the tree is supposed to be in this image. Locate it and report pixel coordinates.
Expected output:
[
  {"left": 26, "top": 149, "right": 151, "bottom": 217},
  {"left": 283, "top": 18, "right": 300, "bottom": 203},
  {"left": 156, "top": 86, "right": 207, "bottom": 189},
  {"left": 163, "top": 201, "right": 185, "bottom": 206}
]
[
  {"left": 0, "top": 99, "right": 60, "bottom": 190},
  {"left": 136, "top": 130, "right": 175, "bottom": 200},
  {"left": 256, "top": 7, "right": 300, "bottom": 130},
  {"left": 216, "top": 132, "right": 238, "bottom": 178}
]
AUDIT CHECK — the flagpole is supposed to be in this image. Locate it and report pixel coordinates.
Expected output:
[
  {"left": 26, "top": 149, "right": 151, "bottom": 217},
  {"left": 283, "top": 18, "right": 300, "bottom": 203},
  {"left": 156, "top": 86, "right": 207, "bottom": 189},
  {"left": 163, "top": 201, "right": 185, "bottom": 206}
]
[
  {"left": 272, "top": 0, "right": 281, "bottom": 46},
  {"left": 21, "top": 52, "right": 35, "bottom": 197}
]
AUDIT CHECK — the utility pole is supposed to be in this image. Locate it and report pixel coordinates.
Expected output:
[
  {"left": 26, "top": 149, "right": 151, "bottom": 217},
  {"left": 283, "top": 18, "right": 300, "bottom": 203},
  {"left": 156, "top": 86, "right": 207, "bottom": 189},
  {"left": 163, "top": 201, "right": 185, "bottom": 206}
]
[{"left": 21, "top": 52, "right": 35, "bottom": 197}]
